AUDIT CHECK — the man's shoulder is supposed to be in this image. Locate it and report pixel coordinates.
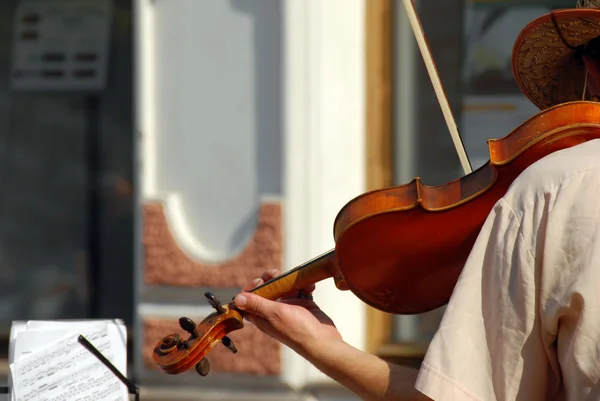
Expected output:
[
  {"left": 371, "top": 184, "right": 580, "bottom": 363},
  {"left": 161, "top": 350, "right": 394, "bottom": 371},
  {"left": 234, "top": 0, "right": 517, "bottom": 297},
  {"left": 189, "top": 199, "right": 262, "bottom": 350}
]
[{"left": 504, "top": 139, "right": 600, "bottom": 202}]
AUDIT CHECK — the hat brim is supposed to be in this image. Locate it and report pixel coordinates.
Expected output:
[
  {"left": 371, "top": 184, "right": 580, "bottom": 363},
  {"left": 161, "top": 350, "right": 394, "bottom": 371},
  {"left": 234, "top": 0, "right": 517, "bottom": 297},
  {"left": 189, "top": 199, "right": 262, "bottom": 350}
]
[{"left": 512, "top": 9, "right": 600, "bottom": 110}]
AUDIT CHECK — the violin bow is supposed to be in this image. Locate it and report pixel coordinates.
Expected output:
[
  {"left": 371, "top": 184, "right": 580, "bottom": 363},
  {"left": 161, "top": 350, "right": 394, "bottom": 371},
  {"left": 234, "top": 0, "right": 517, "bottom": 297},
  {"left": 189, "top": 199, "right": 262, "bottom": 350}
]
[{"left": 401, "top": 0, "right": 473, "bottom": 174}]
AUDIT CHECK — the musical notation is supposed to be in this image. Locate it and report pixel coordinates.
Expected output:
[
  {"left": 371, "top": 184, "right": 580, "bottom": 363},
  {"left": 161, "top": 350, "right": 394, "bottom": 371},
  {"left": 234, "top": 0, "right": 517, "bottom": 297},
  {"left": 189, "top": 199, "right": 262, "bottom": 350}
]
[{"left": 9, "top": 322, "right": 128, "bottom": 401}]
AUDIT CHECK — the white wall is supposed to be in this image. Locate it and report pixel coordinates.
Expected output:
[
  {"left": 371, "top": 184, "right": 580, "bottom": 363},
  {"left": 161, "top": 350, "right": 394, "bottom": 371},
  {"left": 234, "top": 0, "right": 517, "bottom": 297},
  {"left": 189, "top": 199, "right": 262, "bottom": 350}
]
[
  {"left": 140, "top": 0, "right": 282, "bottom": 262},
  {"left": 134, "top": 0, "right": 285, "bottom": 388},
  {"left": 134, "top": 0, "right": 367, "bottom": 393},
  {"left": 282, "top": 0, "right": 367, "bottom": 389}
]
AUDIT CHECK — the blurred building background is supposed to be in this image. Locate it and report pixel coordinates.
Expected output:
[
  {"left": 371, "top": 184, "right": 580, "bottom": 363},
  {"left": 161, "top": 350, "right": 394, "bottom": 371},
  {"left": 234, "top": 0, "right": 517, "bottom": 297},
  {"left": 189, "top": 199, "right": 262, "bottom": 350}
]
[{"left": 0, "top": 0, "right": 574, "bottom": 400}]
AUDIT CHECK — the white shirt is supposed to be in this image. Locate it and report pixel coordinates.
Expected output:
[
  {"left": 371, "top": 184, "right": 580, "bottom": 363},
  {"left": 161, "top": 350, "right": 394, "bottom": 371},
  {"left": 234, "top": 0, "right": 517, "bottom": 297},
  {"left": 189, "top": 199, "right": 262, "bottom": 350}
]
[{"left": 415, "top": 138, "right": 600, "bottom": 400}]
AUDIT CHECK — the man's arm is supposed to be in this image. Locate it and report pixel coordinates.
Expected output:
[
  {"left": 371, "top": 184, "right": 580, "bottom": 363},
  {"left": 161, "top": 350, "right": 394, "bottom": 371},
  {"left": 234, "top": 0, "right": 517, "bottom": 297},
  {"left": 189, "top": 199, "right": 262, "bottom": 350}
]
[
  {"left": 302, "top": 337, "right": 431, "bottom": 401},
  {"left": 234, "top": 290, "right": 431, "bottom": 401}
]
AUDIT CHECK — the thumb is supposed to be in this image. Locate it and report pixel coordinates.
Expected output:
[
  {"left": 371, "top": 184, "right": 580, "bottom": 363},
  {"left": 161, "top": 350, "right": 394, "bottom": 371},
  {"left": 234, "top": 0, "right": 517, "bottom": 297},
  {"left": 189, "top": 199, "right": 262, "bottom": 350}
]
[{"left": 233, "top": 293, "right": 279, "bottom": 321}]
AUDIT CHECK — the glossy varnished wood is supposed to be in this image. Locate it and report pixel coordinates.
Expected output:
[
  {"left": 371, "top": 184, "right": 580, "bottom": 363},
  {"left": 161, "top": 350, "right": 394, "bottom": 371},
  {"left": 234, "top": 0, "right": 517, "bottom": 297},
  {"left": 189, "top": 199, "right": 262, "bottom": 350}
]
[
  {"left": 331, "top": 101, "right": 600, "bottom": 313},
  {"left": 250, "top": 251, "right": 337, "bottom": 298},
  {"left": 153, "top": 304, "right": 244, "bottom": 375}
]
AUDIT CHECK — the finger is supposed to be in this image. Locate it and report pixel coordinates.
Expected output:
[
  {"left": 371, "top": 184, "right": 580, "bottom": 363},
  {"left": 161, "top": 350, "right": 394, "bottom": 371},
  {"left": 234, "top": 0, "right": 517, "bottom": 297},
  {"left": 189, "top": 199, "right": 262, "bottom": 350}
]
[
  {"left": 280, "top": 284, "right": 316, "bottom": 300},
  {"left": 280, "top": 297, "right": 317, "bottom": 308},
  {"left": 234, "top": 292, "right": 284, "bottom": 324},
  {"left": 260, "top": 269, "right": 281, "bottom": 282},
  {"left": 242, "top": 277, "right": 263, "bottom": 292},
  {"left": 244, "top": 314, "right": 280, "bottom": 339},
  {"left": 242, "top": 269, "right": 281, "bottom": 292},
  {"left": 244, "top": 313, "right": 263, "bottom": 327},
  {"left": 243, "top": 313, "right": 257, "bottom": 326}
]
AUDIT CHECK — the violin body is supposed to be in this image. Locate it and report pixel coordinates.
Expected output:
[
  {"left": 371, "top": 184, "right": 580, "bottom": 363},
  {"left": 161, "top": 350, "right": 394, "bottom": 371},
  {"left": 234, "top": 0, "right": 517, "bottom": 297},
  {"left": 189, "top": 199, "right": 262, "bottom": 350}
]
[
  {"left": 152, "top": 101, "right": 600, "bottom": 376},
  {"left": 333, "top": 101, "right": 600, "bottom": 314}
]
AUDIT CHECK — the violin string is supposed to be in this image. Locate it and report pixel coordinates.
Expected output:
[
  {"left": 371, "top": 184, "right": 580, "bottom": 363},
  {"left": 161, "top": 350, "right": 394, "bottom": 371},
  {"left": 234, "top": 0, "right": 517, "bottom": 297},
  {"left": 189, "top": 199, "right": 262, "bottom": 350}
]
[{"left": 583, "top": 70, "right": 589, "bottom": 100}]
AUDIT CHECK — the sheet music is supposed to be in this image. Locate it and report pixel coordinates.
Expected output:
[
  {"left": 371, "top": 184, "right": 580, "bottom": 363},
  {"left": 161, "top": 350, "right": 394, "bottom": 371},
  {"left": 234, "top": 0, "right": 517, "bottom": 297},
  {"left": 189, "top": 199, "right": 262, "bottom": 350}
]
[
  {"left": 8, "top": 322, "right": 27, "bottom": 368},
  {"left": 15, "top": 320, "right": 127, "bottom": 373},
  {"left": 7, "top": 321, "right": 27, "bottom": 400},
  {"left": 9, "top": 322, "right": 128, "bottom": 401}
]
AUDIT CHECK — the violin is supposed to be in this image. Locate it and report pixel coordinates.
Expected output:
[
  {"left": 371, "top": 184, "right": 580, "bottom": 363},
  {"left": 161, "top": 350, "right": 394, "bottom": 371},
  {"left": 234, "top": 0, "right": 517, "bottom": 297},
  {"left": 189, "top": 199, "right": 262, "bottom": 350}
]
[{"left": 152, "top": 0, "right": 600, "bottom": 377}]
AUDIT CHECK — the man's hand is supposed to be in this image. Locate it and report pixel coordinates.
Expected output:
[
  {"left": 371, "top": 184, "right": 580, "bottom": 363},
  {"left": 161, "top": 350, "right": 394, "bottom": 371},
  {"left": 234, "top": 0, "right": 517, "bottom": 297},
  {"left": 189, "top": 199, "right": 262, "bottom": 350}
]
[
  {"left": 233, "top": 269, "right": 342, "bottom": 356},
  {"left": 232, "top": 270, "right": 430, "bottom": 401}
]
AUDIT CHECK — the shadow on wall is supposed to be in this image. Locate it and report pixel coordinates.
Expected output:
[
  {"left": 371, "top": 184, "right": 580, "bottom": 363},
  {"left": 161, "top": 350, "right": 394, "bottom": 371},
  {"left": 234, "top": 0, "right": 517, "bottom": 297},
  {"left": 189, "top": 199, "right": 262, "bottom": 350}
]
[{"left": 227, "top": 0, "right": 282, "bottom": 254}]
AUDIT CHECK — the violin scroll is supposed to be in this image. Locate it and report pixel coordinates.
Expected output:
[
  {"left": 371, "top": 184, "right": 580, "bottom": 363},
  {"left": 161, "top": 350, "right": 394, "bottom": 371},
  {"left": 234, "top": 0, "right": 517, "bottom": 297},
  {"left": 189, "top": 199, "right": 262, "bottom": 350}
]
[
  {"left": 152, "top": 252, "right": 338, "bottom": 376},
  {"left": 152, "top": 292, "right": 243, "bottom": 376}
]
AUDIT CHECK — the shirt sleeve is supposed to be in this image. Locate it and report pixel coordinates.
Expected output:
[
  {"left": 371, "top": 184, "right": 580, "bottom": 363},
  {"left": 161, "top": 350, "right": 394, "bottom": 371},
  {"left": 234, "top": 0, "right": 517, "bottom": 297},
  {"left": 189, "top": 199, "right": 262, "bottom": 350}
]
[{"left": 414, "top": 198, "right": 557, "bottom": 401}]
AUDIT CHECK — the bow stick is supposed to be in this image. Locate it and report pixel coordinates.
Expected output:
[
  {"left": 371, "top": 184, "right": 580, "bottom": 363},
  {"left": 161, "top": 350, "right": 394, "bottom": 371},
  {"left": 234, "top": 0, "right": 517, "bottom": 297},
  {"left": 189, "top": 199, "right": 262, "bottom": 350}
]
[{"left": 401, "top": 0, "right": 472, "bottom": 174}]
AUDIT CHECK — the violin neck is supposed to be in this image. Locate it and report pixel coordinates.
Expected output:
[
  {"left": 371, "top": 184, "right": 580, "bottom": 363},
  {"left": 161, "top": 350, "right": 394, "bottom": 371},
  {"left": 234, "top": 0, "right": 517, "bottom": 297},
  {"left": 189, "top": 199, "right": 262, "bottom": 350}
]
[{"left": 249, "top": 250, "right": 335, "bottom": 300}]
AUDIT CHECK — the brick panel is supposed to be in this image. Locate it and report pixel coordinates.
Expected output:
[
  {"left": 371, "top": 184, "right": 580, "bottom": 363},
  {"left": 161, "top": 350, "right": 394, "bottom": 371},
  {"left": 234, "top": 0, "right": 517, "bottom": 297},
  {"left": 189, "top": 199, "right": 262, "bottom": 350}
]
[
  {"left": 143, "top": 318, "right": 281, "bottom": 375},
  {"left": 143, "top": 201, "right": 282, "bottom": 287}
]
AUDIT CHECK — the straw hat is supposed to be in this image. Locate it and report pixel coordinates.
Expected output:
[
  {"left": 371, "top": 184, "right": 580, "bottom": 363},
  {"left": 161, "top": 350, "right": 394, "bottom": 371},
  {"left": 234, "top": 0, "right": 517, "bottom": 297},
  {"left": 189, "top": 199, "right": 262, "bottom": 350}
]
[{"left": 512, "top": 0, "right": 600, "bottom": 109}]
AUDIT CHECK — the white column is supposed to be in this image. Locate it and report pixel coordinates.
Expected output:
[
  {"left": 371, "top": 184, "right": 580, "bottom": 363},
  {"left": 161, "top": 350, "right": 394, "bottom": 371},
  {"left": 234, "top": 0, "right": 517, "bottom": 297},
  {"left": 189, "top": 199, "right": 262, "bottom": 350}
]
[
  {"left": 133, "top": 0, "right": 155, "bottom": 379},
  {"left": 282, "top": 0, "right": 367, "bottom": 389}
]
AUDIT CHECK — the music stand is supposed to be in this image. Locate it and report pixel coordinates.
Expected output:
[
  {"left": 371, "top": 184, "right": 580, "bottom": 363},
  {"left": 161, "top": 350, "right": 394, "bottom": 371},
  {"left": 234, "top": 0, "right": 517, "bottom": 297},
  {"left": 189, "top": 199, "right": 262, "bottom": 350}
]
[
  {"left": 0, "top": 335, "right": 140, "bottom": 400},
  {"left": 78, "top": 335, "right": 140, "bottom": 401}
]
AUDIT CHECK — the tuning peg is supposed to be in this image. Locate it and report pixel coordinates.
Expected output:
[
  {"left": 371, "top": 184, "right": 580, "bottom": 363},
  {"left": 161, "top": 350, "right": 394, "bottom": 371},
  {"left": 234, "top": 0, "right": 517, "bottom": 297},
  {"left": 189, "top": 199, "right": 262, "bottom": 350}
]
[
  {"left": 195, "top": 358, "right": 210, "bottom": 376},
  {"left": 179, "top": 317, "right": 199, "bottom": 338},
  {"left": 204, "top": 292, "right": 226, "bottom": 314},
  {"left": 221, "top": 336, "right": 237, "bottom": 353}
]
